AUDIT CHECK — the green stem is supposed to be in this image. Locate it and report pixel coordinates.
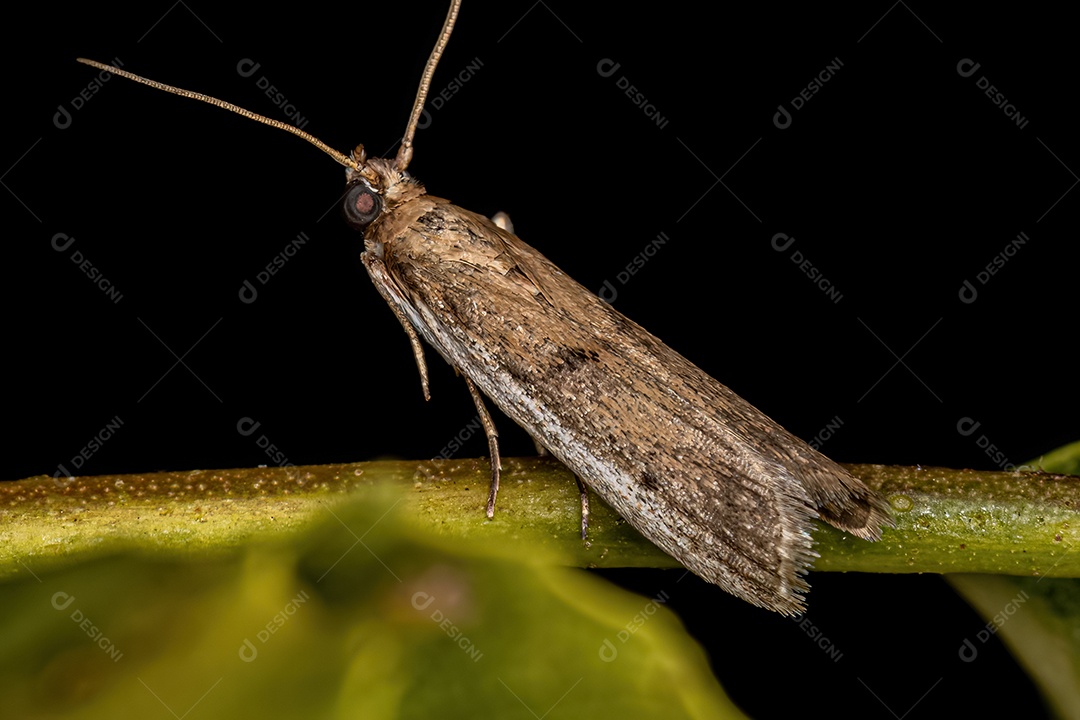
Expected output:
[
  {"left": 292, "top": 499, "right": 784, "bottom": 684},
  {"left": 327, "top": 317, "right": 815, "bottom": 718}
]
[{"left": 2, "top": 459, "right": 1076, "bottom": 578}]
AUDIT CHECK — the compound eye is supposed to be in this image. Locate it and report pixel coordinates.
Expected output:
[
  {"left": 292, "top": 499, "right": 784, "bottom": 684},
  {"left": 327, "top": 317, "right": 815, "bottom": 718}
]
[{"left": 342, "top": 181, "right": 383, "bottom": 230}]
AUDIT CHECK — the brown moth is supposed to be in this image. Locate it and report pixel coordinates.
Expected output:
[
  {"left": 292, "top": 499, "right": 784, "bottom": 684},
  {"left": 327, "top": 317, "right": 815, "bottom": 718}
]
[{"left": 79, "top": 0, "right": 890, "bottom": 615}]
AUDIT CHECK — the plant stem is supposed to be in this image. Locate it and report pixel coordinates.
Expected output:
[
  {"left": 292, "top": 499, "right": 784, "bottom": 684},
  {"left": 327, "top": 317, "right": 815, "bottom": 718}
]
[{"left": 2, "top": 459, "right": 1076, "bottom": 578}]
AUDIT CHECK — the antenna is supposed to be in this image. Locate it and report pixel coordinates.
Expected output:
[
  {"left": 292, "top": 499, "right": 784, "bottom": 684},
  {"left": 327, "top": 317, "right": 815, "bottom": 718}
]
[
  {"left": 75, "top": 0, "right": 463, "bottom": 174},
  {"left": 394, "top": 0, "right": 462, "bottom": 171}
]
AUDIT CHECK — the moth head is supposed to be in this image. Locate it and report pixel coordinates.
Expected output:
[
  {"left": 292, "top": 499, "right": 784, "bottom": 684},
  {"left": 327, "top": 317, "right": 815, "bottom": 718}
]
[{"left": 342, "top": 151, "right": 426, "bottom": 234}]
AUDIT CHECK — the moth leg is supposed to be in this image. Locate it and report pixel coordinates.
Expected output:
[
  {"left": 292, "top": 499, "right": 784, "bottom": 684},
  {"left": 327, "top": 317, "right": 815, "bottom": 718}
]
[
  {"left": 362, "top": 254, "right": 431, "bottom": 401},
  {"left": 464, "top": 376, "right": 502, "bottom": 519},
  {"left": 531, "top": 437, "right": 589, "bottom": 541},
  {"left": 491, "top": 211, "right": 514, "bottom": 234},
  {"left": 388, "top": 302, "right": 431, "bottom": 401},
  {"left": 576, "top": 476, "right": 591, "bottom": 543}
]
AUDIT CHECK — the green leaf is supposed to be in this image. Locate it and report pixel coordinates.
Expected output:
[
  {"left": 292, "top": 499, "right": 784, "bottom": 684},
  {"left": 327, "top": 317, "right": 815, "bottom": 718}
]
[
  {"left": 947, "top": 440, "right": 1080, "bottom": 719},
  {"left": 0, "top": 485, "right": 742, "bottom": 719}
]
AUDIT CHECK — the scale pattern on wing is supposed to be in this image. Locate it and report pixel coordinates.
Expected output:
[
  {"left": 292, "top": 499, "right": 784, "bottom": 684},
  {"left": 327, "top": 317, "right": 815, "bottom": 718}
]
[{"left": 370, "top": 196, "right": 890, "bottom": 614}]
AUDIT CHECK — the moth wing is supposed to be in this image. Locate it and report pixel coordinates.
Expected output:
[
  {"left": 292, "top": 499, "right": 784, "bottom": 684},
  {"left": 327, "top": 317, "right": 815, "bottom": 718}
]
[{"left": 375, "top": 200, "right": 889, "bottom": 614}]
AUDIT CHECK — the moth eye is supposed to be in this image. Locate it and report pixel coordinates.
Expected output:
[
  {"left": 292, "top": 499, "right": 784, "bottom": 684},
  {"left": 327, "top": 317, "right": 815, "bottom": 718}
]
[{"left": 342, "top": 181, "right": 383, "bottom": 231}]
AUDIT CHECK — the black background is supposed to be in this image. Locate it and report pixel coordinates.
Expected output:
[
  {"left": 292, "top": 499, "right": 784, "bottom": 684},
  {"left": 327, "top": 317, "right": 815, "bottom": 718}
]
[{"left": 6, "top": 2, "right": 1077, "bottom": 716}]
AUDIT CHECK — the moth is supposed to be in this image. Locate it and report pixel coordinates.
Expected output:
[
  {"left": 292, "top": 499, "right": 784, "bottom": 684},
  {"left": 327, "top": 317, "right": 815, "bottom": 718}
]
[{"left": 79, "top": 0, "right": 890, "bottom": 615}]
